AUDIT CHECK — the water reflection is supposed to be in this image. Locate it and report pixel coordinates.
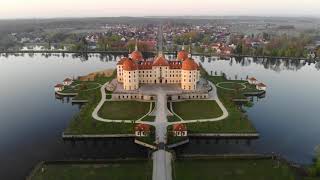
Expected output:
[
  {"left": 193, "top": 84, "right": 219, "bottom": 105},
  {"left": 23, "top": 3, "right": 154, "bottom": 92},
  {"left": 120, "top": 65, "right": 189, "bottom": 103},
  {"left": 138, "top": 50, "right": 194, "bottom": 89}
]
[
  {"left": 1, "top": 52, "right": 319, "bottom": 72},
  {"left": 0, "top": 53, "right": 319, "bottom": 179}
]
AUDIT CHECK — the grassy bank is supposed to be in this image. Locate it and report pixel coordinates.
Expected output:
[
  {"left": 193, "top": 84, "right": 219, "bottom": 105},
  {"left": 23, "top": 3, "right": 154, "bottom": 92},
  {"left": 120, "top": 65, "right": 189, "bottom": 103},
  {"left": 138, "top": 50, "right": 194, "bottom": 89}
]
[
  {"left": 30, "top": 160, "right": 152, "bottom": 180},
  {"left": 174, "top": 159, "right": 297, "bottom": 180}
]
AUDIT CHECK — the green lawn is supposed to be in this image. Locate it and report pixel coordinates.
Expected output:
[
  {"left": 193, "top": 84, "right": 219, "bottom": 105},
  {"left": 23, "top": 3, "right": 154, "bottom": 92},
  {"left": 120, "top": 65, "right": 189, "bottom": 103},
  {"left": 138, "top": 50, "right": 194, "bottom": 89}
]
[
  {"left": 186, "top": 75, "right": 257, "bottom": 134},
  {"left": 65, "top": 72, "right": 136, "bottom": 135},
  {"left": 174, "top": 159, "right": 297, "bottom": 180},
  {"left": 172, "top": 100, "right": 223, "bottom": 120},
  {"left": 31, "top": 161, "right": 152, "bottom": 180},
  {"left": 98, "top": 101, "right": 150, "bottom": 120},
  {"left": 140, "top": 115, "right": 156, "bottom": 122},
  {"left": 167, "top": 115, "right": 181, "bottom": 122},
  {"left": 218, "top": 82, "right": 245, "bottom": 90},
  {"left": 61, "top": 81, "right": 100, "bottom": 94}
]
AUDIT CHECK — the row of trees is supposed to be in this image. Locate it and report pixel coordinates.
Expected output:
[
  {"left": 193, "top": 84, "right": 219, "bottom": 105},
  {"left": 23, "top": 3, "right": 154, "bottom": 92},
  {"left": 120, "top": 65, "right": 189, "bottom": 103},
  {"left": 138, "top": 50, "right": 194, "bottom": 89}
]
[
  {"left": 234, "top": 34, "right": 318, "bottom": 58},
  {"left": 308, "top": 147, "right": 320, "bottom": 177},
  {"left": 173, "top": 31, "right": 213, "bottom": 45}
]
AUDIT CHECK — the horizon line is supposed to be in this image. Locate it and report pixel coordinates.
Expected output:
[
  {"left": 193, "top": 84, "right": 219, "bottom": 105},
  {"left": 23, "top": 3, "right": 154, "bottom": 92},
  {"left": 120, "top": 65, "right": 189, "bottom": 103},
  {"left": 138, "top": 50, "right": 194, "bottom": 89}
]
[{"left": 1, "top": 15, "right": 320, "bottom": 21}]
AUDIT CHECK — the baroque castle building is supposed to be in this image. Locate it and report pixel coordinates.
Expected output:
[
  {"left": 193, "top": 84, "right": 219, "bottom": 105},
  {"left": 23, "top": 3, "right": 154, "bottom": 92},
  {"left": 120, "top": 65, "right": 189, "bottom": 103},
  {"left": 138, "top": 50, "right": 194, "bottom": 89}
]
[{"left": 116, "top": 43, "right": 200, "bottom": 91}]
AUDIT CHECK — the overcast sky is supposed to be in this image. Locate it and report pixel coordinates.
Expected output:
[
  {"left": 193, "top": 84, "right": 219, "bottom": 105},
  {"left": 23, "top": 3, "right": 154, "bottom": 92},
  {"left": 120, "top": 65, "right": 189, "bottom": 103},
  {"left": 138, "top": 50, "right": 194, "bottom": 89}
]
[{"left": 1, "top": 0, "right": 320, "bottom": 19}]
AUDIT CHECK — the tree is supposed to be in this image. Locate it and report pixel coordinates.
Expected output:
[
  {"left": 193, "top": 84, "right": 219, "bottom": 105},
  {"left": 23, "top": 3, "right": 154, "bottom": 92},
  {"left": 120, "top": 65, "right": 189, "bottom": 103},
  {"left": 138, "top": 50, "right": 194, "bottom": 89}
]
[
  {"left": 97, "top": 36, "right": 109, "bottom": 51},
  {"left": 235, "top": 44, "right": 243, "bottom": 54},
  {"left": 317, "top": 48, "right": 320, "bottom": 58},
  {"left": 308, "top": 146, "right": 320, "bottom": 177},
  {"left": 0, "top": 35, "right": 16, "bottom": 50}
]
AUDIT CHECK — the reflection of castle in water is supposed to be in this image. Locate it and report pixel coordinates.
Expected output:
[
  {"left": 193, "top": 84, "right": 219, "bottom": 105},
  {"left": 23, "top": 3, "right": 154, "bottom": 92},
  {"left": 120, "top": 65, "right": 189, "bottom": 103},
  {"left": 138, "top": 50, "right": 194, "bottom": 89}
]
[{"left": 0, "top": 53, "right": 319, "bottom": 72}]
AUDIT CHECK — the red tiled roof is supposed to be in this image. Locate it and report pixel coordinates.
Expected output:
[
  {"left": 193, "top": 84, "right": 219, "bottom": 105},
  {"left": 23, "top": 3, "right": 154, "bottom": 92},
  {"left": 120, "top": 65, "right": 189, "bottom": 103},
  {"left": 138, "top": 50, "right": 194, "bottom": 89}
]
[
  {"left": 177, "top": 50, "right": 188, "bottom": 61},
  {"left": 135, "top": 124, "right": 151, "bottom": 132},
  {"left": 138, "top": 61, "right": 153, "bottom": 69},
  {"left": 54, "top": 84, "right": 64, "bottom": 88},
  {"left": 117, "top": 57, "right": 127, "bottom": 65},
  {"left": 131, "top": 50, "right": 143, "bottom": 61},
  {"left": 169, "top": 61, "right": 182, "bottom": 69},
  {"left": 182, "top": 58, "right": 198, "bottom": 70},
  {"left": 153, "top": 55, "right": 169, "bottom": 66},
  {"left": 248, "top": 77, "right": 257, "bottom": 81},
  {"left": 173, "top": 124, "right": 187, "bottom": 131},
  {"left": 257, "top": 83, "right": 266, "bottom": 87},
  {"left": 123, "top": 58, "right": 137, "bottom": 71},
  {"left": 63, "top": 78, "right": 72, "bottom": 82}
]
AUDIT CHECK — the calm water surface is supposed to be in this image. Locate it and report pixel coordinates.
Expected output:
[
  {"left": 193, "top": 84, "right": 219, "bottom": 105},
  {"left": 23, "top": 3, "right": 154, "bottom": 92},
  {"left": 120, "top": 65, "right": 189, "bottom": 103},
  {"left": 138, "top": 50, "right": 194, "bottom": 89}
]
[{"left": 0, "top": 53, "right": 319, "bottom": 179}]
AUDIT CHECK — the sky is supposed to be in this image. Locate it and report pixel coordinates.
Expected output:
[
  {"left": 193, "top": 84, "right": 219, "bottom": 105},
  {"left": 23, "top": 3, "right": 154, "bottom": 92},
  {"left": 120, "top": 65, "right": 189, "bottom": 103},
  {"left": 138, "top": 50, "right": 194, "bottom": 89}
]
[{"left": 1, "top": 0, "right": 320, "bottom": 19}]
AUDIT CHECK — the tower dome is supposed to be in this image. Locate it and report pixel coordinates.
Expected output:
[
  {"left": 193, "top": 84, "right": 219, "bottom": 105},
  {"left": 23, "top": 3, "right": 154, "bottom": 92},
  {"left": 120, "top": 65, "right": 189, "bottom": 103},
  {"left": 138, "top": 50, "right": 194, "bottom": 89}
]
[
  {"left": 182, "top": 58, "right": 198, "bottom": 70},
  {"left": 122, "top": 58, "right": 137, "bottom": 71},
  {"left": 177, "top": 44, "right": 188, "bottom": 61},
  {"left": 130, "top": 39, "right": 143, "bottom": 61}
]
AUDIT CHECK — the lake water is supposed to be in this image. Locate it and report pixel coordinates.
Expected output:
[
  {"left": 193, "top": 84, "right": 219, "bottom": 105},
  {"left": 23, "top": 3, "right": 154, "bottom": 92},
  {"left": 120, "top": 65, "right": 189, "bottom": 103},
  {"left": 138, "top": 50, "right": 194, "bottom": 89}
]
[{"left": 0, "top": 53, "right": 319, "bottom": 179}]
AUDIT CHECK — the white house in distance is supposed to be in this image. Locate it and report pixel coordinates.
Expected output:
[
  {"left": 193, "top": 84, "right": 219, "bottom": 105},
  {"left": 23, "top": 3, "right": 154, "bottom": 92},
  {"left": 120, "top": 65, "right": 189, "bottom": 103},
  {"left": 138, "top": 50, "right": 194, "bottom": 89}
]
[
  {"left": 256, "top": 83, "right": 267, "bottom": 91},
  {"left": 173, "top": 123, "right": 187, "bottom": 137},
  {"left": 248, "top": 77, "right": 258, "bottom": 85},
  {"left": 63, "top": 78, "right": 73, "bottom": 86},
  {"left": 54, "top": 84, "right": 64, "bottom": 92},
  {"left": 135, "top": 124, "right": 151, "bottom": 137}
]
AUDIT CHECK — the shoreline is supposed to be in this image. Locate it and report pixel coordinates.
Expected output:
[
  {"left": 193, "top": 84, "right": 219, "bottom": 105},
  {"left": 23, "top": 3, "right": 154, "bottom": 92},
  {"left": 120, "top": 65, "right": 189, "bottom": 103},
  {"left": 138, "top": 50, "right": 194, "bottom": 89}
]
[
  {"left": 62, "top": 132, "right": 259, "bottom": 140},
  {"left": 26, "top": 153, "right": 309, "bottom": 180},
  {"left": 1, "top": 50, "right": 319, "bottom": 61}
]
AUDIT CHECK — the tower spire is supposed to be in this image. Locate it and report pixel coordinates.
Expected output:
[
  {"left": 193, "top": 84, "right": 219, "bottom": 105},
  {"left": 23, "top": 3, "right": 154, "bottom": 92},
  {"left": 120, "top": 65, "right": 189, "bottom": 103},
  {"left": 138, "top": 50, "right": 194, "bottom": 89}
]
[
  {"left": 182, "top": 43, "right": 185, "bottom": 50},
  {"left": 157, "top": 24, "right": 163, "bottom": 55},
  {"left": 135, "top": 39, "right": 138, "bottom": 51},
  {"left": 189, "top": 37, "right": 192, "bottom": 58}
]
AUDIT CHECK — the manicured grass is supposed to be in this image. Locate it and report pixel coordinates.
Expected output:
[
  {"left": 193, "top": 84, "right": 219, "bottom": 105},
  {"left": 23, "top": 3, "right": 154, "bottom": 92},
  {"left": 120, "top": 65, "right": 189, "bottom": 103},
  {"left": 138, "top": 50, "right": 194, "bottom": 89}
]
[
  {"left": 186, "top": 75, "right": 257, "bottom": 134},
  {"left": 218, "top": 82, "right": 245, "bottom": 90},
  {"left": 174, "top": 159, "right": 297, "bottom": 180},
  {"left": 167, "top": 115, "right": 181, "bottom": 122},
  {"left": 98, "top": 101, "right": 150, "bottom": 120},
  {"left": 140, "top": 116, "right": 156, "bottom": 122},
  {"left": 65, "top": 72, "right": 135, "bottom": 135},
  {"left": 31, "top": 161, "right": 152, "bottom": 180},
  {"left": 172, "top": 100, "right": 223, "bottom": 120},
  {"left": 61, "top": 81, "right": 101, "bottom": 94}
]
